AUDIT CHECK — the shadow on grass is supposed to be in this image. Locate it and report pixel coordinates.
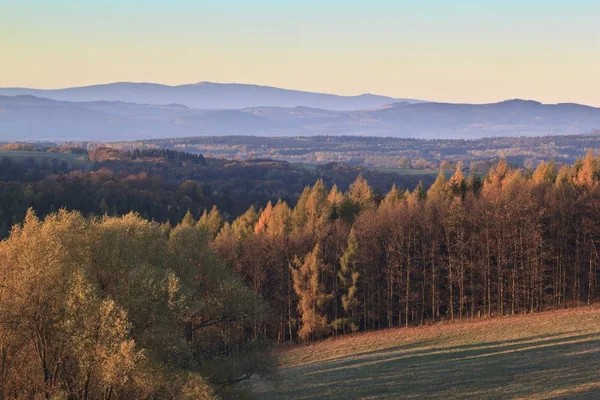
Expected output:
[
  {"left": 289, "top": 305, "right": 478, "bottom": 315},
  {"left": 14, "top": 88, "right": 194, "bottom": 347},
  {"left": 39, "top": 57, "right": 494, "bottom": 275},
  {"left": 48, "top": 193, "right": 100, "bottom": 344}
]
[
  {"left": 303, "top": 331, "right": 579, "bottom": 369},
  {"left": 259, "top": 331, "right": 600, "bottom": 399}
]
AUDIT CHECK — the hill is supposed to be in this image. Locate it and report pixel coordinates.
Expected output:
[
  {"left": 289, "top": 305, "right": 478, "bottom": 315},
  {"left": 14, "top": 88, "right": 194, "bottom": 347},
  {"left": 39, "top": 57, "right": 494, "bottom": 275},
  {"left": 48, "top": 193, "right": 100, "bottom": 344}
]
[
  {"left": 2, "top": 95, "right": 600, "bottom": 141},
  {"left": 255, "top": 307, "right": 600, "bottom": 399},
  {"left": 0, "top": 82, "right": 421, "bottom": 111},
  {"left": 132, "top": 132, "right": 600, "bottom": 168}
]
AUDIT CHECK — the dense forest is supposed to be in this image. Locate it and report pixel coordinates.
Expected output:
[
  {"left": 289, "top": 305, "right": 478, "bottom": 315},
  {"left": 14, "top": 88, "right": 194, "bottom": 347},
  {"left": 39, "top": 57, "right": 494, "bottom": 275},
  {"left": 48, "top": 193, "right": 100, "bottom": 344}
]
[
  {"left": 3, "top": 144, "right": 600, "bottom": 398},
  {"left": 208, "top": 151, "right": 600, "bottom": 343},
  {"left": 109, "top": 131, "right": 600, "bottom": 170},
  {"left": 0, "top": 146, "right": 434, "bottom": 238}
]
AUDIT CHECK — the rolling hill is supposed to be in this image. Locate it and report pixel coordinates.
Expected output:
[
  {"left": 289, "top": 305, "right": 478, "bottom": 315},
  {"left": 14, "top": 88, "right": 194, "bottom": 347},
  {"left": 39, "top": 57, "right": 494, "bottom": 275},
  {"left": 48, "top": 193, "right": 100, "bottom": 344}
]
[{"left": 255, "top": 307, "right": 600, "bottom": 399}]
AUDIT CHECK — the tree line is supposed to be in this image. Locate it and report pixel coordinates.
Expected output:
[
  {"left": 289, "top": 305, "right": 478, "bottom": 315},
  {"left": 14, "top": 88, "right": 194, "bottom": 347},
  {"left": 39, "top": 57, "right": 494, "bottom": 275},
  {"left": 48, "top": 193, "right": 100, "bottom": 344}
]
[
  {"left": 207, "top": 152, "right": 600, "bottom": 342},
  {"left": 0, "top": 151, "right": 431, "bottom": 239},
  {"left": 127, "top": 132, "right": 600, "bottom": 169}
]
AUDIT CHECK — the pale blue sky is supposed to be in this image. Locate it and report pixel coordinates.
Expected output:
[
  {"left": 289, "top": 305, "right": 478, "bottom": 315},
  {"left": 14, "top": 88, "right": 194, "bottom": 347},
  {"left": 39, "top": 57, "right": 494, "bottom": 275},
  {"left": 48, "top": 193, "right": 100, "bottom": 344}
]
[{"left": 1, "top": 0, "right": 599, "bottom": 104}]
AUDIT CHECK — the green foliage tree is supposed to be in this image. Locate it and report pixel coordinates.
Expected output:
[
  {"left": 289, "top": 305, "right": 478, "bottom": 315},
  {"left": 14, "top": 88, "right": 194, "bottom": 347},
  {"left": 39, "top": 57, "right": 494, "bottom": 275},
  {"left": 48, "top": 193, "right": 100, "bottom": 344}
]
[{"left": 0, "top": 209, "right": 276, "bottom": 399}]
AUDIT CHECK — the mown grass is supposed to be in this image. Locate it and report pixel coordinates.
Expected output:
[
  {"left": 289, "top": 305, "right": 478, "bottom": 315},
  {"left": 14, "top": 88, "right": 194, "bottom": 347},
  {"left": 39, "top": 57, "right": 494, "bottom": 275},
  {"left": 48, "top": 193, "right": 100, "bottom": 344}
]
[{"left": 254, "top": 307, "right": 600, "bottom": 399}]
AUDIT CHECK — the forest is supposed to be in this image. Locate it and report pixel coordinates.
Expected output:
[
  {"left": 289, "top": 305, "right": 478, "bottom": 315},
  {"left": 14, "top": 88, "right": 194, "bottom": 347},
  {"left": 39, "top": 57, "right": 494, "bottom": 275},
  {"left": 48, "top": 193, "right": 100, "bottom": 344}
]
[
  {"left": 0, "top": 146, "right": 433, "bottom": 239},
  {"left": 111, "top": 131, "right": 600, "bottom": 170},
  {"left": 209, "top": 152, "right": 600, "bottom": 342},
  {"left": 2, "top": 145, "right": 600, "bottom": 398}
]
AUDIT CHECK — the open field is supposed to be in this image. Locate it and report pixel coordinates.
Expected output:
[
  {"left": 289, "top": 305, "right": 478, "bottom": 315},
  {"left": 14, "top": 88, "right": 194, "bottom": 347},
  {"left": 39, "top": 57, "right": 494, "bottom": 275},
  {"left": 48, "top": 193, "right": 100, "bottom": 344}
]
[
  {"left": 255, "top": 307, "right": 600, "bottom": 399},
  {"left": 369, "top": 166, "right": 442, "bottom": 176},
  {"left": 292, "top": 162, "right": 443, "bottom": 178},
  {"left": 0, "top": 150, "right": 87, "bottom": 161}
]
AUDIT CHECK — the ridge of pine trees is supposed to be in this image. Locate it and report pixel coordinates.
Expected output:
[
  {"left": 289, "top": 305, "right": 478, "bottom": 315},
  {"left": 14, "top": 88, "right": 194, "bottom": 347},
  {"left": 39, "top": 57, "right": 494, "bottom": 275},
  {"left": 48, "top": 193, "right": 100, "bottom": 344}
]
[{"left": 213, "top": 152, "right": 600, "bottom": 342}]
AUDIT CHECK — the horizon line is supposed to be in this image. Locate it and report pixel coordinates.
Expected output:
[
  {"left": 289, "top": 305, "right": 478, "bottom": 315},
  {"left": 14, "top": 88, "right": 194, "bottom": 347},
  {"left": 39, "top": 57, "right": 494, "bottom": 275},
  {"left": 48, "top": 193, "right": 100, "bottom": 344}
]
[{"left": 1, "top": 80, "right": 597, "bottom": 108}]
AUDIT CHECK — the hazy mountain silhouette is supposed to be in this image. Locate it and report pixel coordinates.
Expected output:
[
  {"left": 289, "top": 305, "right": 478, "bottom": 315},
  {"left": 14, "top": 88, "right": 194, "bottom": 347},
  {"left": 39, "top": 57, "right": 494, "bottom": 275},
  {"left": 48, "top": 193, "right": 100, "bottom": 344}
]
[
  {"left": 0, "top": 82, "right": 422, "bottom": 111},
  {"left": 1, "top": 95, "right": 600, "bottom": 141}
]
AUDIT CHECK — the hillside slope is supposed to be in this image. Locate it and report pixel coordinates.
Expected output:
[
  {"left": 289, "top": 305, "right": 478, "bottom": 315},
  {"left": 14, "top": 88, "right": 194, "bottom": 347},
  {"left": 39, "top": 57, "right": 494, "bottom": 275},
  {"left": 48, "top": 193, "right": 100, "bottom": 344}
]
[{"left": 255, "top": 307, "right": 600, "bottom": 399}]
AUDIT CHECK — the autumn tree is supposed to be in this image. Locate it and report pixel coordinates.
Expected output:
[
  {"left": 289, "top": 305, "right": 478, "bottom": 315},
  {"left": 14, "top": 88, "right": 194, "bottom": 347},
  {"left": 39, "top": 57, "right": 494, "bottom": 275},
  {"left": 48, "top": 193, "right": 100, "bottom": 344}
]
[
  {"left": 291, "top": 244, "right": 331, "bottom": 342},
  {"left": 335, "top": 230, "right": 360, "bottom": 333},
  {"left": 0, "top": 209, "right": 276, "bottom": 399}
]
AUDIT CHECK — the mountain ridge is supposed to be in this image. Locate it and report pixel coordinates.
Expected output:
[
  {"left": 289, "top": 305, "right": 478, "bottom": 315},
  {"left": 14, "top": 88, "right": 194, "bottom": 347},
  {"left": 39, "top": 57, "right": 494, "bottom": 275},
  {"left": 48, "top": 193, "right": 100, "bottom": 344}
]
[
  {"left": 0, "top": 82, "right": 423, "bottom": 111},
  {"left": 1, "top": 94, "right": 600, "bottom": 142}
]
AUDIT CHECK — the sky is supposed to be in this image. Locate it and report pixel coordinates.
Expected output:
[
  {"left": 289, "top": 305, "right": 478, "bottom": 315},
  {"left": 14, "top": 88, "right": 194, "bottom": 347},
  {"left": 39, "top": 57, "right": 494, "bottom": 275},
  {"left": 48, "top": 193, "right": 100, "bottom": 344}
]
[{"left": 1, "top": 0, "right": 600, "bottom": 105}]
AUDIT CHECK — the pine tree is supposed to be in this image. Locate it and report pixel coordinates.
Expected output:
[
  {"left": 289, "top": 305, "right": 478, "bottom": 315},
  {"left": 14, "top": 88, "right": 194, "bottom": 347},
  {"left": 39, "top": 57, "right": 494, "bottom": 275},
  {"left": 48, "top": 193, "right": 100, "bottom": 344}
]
[
  {"left": 336, "top": 230, "right": 360, "bottom": 333},
  {"left": 291, "top": 244, "right": 331, "bottom": 342},
  {"left": 291, "top": 186, "right": 311, "bottom": 231},
  {"left": 197, "top": 205, "right": 223, "bottom": 239},
  {"left": 449, "top": 163, "right": 467, "bottom": 198},
  {"left": 380, "top": 183, "right": 404, "bottom": 209},
  {"left": 576, "top": 150, "right": 598, "bottom": 187},
  {"left": 292, "top": 180, "right": 330, "bottom": 235},
  {"left": 408, "top": 181, "right": 427, "bottom": 207},
  {"left": 327, "top": 184, "right": 344, "bottom": 208},
  {"left": 532, "top": 160, "right": 557, "bottom": 185},
  {"left": 487, "top": 158, "right": 510, "bottom": 188},
  {"left": 231, "top": 206, "right": 258, "bottom": 241},
  {"left": 349, "top": 175, "right": 375, "bottom": 211},
  {"left": 254, "top": 201, "right": 274, "bottom": 234},
  {"left": 182, "top": 209, "right": 196, "bottom": 227},
  {"left": 427, "top": 171, "right": 450, "bottom": 203},
  {"left": 266, "top": 200, "right": 292, "bottom": 237}
]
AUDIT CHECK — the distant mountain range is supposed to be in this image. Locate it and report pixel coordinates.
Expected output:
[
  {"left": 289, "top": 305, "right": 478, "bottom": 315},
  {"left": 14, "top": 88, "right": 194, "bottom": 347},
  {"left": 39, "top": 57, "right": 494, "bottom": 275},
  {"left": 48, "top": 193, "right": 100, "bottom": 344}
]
[
  {"left": 2, "top": 93, "right": 600, "bottom": 141},
  {"left": 0, "top": 82, "right": 422, "bottom": 111}
]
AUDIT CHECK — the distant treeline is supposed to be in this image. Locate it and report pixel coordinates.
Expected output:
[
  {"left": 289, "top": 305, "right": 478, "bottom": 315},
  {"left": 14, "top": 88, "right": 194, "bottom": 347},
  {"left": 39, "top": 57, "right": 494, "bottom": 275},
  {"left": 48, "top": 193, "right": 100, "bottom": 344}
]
[
  {"left": 106, "top": 131, "right": 600, "bottom": 170},
  {"left": 0, "top": 147, "right": 434, "bottom": 238},
  {"left": 89, "top": 147, "right": 207, "bottom": 164}
]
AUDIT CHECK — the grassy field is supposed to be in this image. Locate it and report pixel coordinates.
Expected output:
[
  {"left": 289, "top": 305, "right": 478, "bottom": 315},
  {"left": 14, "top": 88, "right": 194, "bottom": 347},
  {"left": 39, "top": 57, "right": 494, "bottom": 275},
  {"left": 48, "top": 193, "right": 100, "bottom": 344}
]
[
  {"left": 292, "top": 162, "right": 442, "bottom": 176},
  {"left": 0, "top": 150, "right": 87, "bottom": 161},
  {"left": 254, "top": 307, "right": 600, "bottom": 399},
  {"left": 371, "top": 166, "right": 443, "bottom": 176}
]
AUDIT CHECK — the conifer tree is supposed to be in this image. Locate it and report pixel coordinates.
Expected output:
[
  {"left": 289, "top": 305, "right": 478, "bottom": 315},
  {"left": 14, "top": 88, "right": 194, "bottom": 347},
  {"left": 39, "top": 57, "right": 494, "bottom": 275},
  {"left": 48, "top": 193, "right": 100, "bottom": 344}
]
[
  {"left": 449, "top": 163, "right": 467, "bottom": 198},
  {"left": 267, "top": 200, "right": 292, "bottom": 237},
  {"left": 336, "top": 230, "right": 360, "bottom": 333},
  {"left": 291, "top": 244, "right": 331, "bottom": 341},
  {"left": 231, "top": 206, "right": 258, "bottom": 241},
  {"left": 255, "top": 201, "right": 274, "bottom": 234},
  {"left": 349, "top": 175, "right": 375, "bottom": 211},
  {"left": 305, "top": 179, "right": 329, "bottom": 233},
  {"left": 427, "top": 171, "right": 450, "bottom": 203},
  {"left": 197, "top": 205, "right": 223, "bottom": 239},
  {"left": 327, "top": 184, "right": 344, "bottom": 208},
  {"left": 408, "top": 181, "right": 427, "bottom": 207},
  {"left": 532, "top": 160, "right": 557, "bottom": 185},
  {"left": 576, "top": 150, "right": 598, "bottom": 187},
  {"left": 291, "top": 186, "right": 311, "bottom": 231},
  {"left": 380, "top": 183, "right": 404, "bottom": 209},
  {"left": 182, "top": 209, "right": 196, "bottom": 227}
]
